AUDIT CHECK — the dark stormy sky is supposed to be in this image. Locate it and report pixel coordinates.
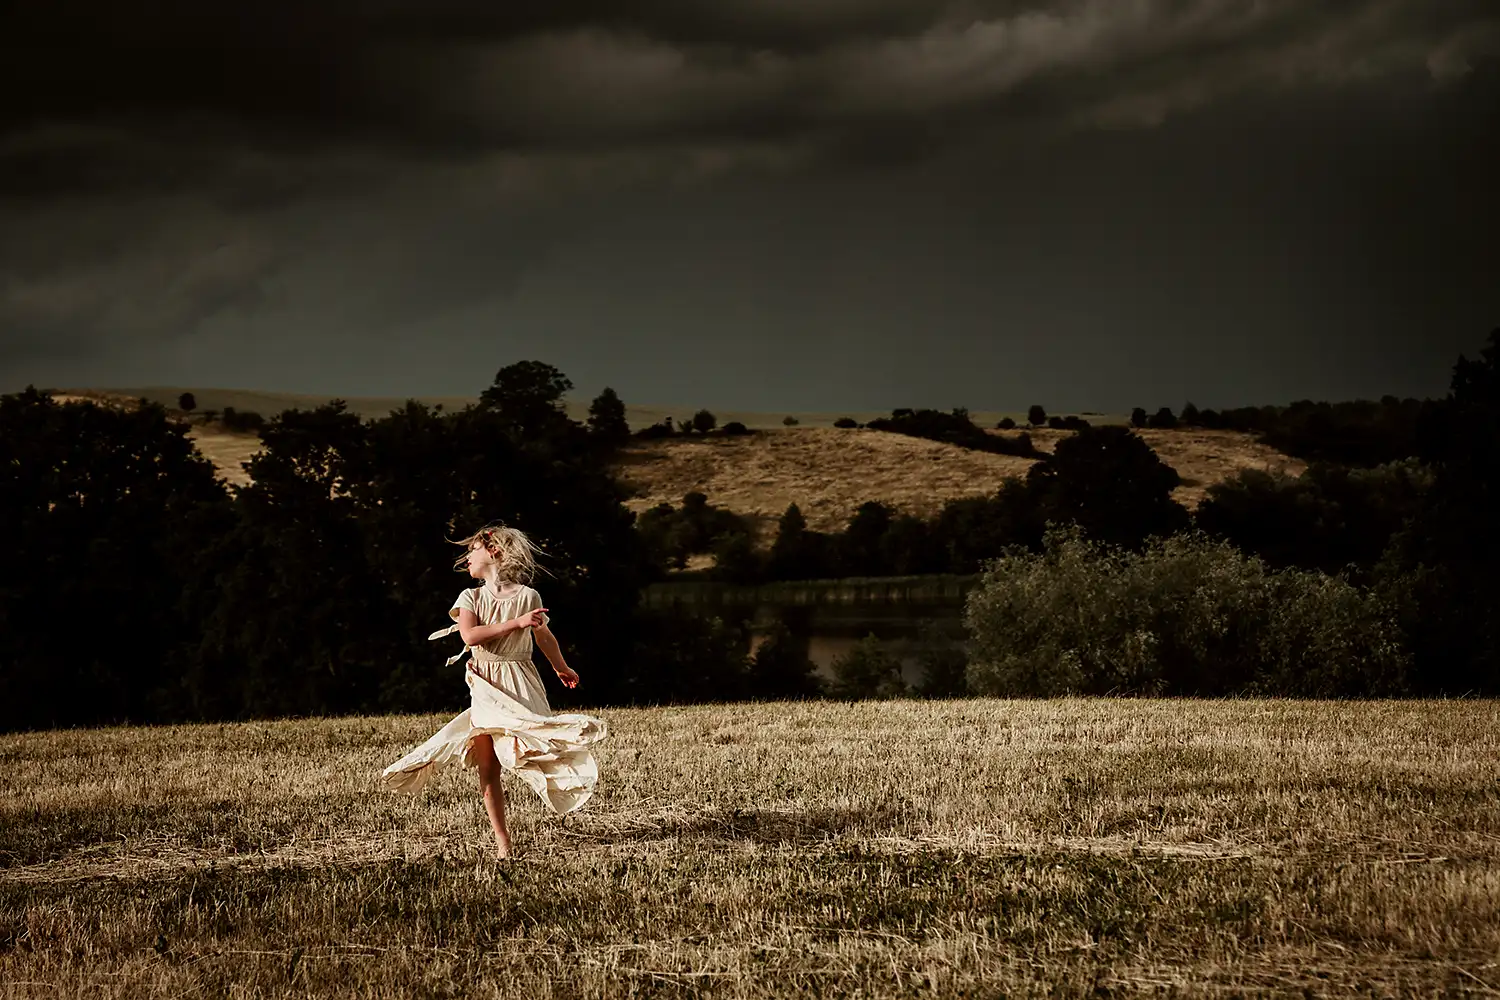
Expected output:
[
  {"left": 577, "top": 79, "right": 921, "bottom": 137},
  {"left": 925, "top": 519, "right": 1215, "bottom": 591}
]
[{"left": 2, "top": 1, "right": 1497, "bottom": 413}]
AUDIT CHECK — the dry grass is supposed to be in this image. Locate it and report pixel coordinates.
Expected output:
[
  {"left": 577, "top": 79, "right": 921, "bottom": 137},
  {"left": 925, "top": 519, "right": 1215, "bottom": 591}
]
[
  {"left": 618, "top": 428, "right": 1043, "bottom": 535},
  {"left": 2, "top": 700, "right": 1497, "bottom": 997},
  {"left": 619, "top": 427, "right": 1306, "bottom": 537}
]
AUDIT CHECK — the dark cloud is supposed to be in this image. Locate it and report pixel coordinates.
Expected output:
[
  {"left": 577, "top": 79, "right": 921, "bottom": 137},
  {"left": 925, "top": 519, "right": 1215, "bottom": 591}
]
[
  {"left": 0, "top": 2, "right": 1496, "bottom": 403},
  {"left": 4, "top": 1, "right": 1496, "bottom": 193}
]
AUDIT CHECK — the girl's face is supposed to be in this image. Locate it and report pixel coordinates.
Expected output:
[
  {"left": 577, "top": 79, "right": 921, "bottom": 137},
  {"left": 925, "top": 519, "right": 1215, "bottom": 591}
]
[{"left": 466, "top": 542, "right": 496, "bottom": 578}]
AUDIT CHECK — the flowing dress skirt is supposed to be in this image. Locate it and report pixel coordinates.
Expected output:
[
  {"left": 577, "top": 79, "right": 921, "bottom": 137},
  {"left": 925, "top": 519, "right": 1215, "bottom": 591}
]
[{"left": 381, "top": 656, "right": 607, "bottom": 815}]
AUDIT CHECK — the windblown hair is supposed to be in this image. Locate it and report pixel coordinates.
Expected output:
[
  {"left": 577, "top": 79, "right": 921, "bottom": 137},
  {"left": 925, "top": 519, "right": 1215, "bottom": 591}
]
[{"left": 452, "top": 522, "right": 545, "bottom": 584}]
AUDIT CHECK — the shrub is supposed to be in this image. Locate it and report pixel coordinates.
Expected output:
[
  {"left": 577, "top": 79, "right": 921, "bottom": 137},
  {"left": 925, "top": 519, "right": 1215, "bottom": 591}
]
[
  {"left": 1149, "top": 406, "right": 1178, "bottom": 429},
  {"left": 834, "top": 417, "right": 859, "bottom": 429},
  {"left": 178, "top": 392, "right": 197, "bottom": 412},
  {"left": 1028, "top": 404, "right": 1047, "bottom": 427},
  {"left": 782, "top": 415, "right": 800, "bottom": 426},
  {"left": 866, "top": 408, "right": 1039, "bottom": 458},
  {"left": 963, "top": 527, "right": 1409, "bottom": 697},
  {"left": 220, "top": 407, "right": 266, "bottom": 434},
  {"left": 721, "top": 420, "right": 750, "bottom": 436},
  {"left": 828, "top": 634, "right": 907, "bottom": 700},
  {"left": 1131, "top": 407, "right": 1148, "bottom": 428},
  {"left": 1047, "top": 415, "right": 1065, "bottom": 429},
  {"left": 690, "top": 409, "right": 717, "bottom": 434},
  {"left": 747, "top": 621, "right": 822, "bottom": 699},
  {"left": 997, "top": 417, "right": 1017, "bottom": 430},
  {"left": 634, "top": 419, "right": 676, "bottom": 440}
]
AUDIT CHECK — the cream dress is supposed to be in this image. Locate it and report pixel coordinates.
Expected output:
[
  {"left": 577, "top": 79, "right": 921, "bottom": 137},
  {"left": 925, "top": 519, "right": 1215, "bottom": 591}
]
[{"left": 381, "top": 583, "right": 607, "bottom": 815}]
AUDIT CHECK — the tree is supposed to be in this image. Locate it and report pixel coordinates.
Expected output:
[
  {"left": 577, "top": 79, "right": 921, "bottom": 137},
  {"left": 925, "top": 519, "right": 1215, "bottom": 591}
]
[
  {"left": 586, "top": 387, "right": 630, "bottom": 447},
  {"left": 1027, "top": 404, "right": 1047, "bottom": 427},
  {"left": 1026, "top": 425, "right": 1189, "bottom": 549},
  {"left": 690, "top": 409, "right": 718, "bottom": 434},
  {"left": 178, "top": 392, "right": 197, "bottom": 412},
  {"left": 1181, "top": 402, "right": 1201, "bottom": 426},
  {"left": 768, "top": 503, "right": 829, "bottom": 579},
  {"left": 782, "top": 415, "right": 800, "bottom": 426},
  {"left": 478, "top": 360, "right": 577, "bottom": 447},
  {"left": 1131, "top": 407, "right": 1148, "bottom": 428},
  {"left": 0, "top": 389, "right": 228, "bottom": 730},
  {"left": 1149, "top": 406, "right": 1178, "bottom": 429},
  {"left": 839, "top": 501, "right": 895, "bottom": 577},
  {"left": 1386, "top": 328, "right": 1500, "bottom": 692}
]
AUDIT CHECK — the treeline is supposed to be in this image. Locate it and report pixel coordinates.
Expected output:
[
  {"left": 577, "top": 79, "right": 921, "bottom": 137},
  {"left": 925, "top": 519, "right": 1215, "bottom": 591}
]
[
  {"left": 2, "top": 334, "right": 1496, "bottom": 728},
  {"left": 0, "top": 362, "right": 818, "bottom": 730}
]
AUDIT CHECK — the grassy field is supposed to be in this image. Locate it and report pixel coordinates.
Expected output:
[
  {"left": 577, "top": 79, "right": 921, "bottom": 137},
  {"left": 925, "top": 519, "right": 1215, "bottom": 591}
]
[
  {"left": 3, "top": 699, "right": 1497, "bottom": 997},
  {"left": 619, "top": 426, "right": 1304, "bottom": 535}
]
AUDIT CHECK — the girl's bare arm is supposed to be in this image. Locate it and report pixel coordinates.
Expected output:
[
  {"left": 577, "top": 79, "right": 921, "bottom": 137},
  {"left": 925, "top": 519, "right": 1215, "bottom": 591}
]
[
  {"left": 533, "top": 625, "right": 579, "bottom": 687},
  {"left": 456, "top": 607, "right": 547, "bottom": 647}
]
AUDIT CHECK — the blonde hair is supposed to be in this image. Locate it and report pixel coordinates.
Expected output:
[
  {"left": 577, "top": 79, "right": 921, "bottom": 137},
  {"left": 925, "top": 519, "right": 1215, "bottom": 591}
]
[{"left": 452, "top": 522, "right": 545, "bottom": 584}]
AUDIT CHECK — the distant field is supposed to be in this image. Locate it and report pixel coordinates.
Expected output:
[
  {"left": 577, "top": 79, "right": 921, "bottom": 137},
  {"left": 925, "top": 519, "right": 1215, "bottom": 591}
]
[
  {"left": 2, "top": 699, "right": 1496, "bottom": 997},
  {"left": 620, "top": 426, "right": 1304, "bottom": 534},
  {"left": 56, "top": 389, "right": 1299, "bottom": 519}
]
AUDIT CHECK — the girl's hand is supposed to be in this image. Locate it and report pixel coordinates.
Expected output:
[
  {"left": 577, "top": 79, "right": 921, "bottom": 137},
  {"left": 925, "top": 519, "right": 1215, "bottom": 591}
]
[
  {"left": 555, "top": 665, "right": 580, "bottom": 689},
  {"left": 514, "top": 608, "right": 548, "bottom": 629}
]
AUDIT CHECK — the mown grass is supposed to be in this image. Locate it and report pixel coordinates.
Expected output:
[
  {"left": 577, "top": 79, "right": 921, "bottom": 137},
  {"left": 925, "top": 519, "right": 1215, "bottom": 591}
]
[{"left": 2, "top": 699, "right": 1497, "bottom": 997}]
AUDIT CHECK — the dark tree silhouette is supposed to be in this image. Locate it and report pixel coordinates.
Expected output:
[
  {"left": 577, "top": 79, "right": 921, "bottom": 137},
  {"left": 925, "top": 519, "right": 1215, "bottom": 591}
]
[
  {"left": 1026, "top": 425, "right": 1189, "bottom": 549},
  {"left": 178, "top": 392, "right": 197, "bottom": 412},
  {"left": 690, "top": 409, "right": 718, "bottom": 434},
  {"left": 586, "top": 387, "right": 630, "bottom": 447},
  {"left": 1027, "top": 404, "right": 1047, "bottom": 427},
  {"left": 0, "top": 389, "right": 228, "bottom": 730}
]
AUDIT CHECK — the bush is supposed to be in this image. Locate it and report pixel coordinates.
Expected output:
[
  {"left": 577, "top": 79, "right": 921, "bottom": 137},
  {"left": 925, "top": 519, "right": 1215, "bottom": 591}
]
[
  {"left": 963, "top": 527, "right": 1409, "bottom": 697},
  {"left": 690, "top": 409, "right": 717, "bottom": 434},
  {"left": 997, "top": 417, "right": 1017, "bottom": 430},
  {"left": 866, "top": 408, "right": 1039, "bottom": 458},
  {"left": 1047, "top": 415, "right": 1065, "bottom": 429},
  {"left": 1061, "top": 415, "right": 1091, "bottom": 431},
  {"left": 220, "top": 406, "right": 266, "bottom": 434},
  {"left": 828, "top": 634, "right": 907, "bottom": 700},
  {"left": 1148, "top": 406, "right": 1178, "bottom": 429},
  {"left": 747, "top": 621, "right": 822, "bottom": 699},
  {"left": 634, "top": 419, "right": 676, "bottom": 440},
  {"left": 782, "top": 415, "right": 800, "bottom": 426},
  {"left": 721, "top": 421, "right": 750, "bottom": 436},
  {"left": 1028, "top": 404, "right": 1047, "bottom": 427},
  {"left": 1131, "top": 407, "right": 1148, "bottom": 428},
  {"left": 834, "top": 417, "right": 859, "bottom": 429},
  {"left": 178, "top": 392, "right": 197, "bottom": 412}
]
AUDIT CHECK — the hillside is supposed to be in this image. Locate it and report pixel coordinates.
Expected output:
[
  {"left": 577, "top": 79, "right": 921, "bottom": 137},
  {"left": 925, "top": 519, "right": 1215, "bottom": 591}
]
[
  {"left": 49, "top": 389, "right": 1304, "bottom": 521},
  {"left": 620, "top": 426, "right": 1304, "bottom": 534}
]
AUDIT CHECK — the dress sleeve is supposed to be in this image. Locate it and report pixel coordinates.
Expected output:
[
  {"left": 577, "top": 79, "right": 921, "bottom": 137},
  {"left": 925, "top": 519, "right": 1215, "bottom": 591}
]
[
  {"left": 528, "top": 587, "right": 551, "bottom": 627},
  {"left": 449, "top": 587, "right": 477, "bottom": 622}
]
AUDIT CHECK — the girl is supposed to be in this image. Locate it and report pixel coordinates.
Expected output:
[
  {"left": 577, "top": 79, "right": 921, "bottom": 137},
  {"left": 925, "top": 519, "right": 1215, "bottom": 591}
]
[{"left": 382, "top": 524, "right": 607, "bottom": 859}]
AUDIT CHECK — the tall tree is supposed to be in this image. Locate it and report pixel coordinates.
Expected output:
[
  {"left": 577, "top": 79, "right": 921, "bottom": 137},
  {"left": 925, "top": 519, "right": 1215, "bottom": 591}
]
[{"left": 586, "top": 387, "right": 631, "bottom": 447}]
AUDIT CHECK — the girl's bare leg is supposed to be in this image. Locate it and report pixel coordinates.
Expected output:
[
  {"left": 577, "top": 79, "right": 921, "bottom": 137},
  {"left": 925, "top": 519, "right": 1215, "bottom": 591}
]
[{"left": 471, "top": 734, "right": 512, "bottom": 859}]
